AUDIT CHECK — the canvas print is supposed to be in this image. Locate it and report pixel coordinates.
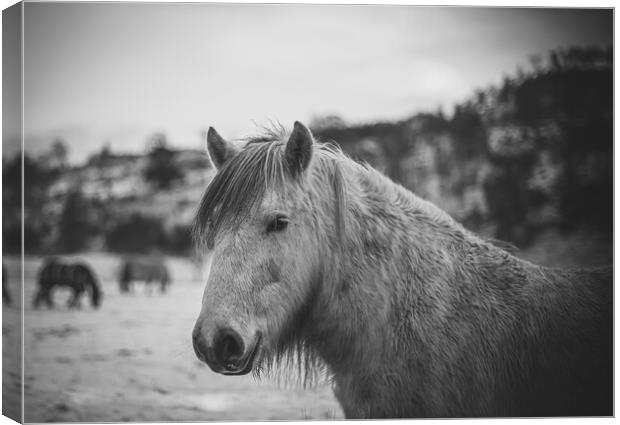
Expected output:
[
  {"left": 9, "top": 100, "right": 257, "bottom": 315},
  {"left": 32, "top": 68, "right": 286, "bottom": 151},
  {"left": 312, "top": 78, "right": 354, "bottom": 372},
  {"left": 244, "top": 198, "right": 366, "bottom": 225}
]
[{"left": 2, "top": 2, "right": 614, "bottom": 422}]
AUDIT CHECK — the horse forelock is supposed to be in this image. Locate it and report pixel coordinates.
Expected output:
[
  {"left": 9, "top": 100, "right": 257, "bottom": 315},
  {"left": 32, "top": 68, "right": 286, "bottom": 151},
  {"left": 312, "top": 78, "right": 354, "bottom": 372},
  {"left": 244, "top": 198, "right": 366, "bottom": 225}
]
[{"left": 192, "top": 129, "right": 349, "bottom": 249}]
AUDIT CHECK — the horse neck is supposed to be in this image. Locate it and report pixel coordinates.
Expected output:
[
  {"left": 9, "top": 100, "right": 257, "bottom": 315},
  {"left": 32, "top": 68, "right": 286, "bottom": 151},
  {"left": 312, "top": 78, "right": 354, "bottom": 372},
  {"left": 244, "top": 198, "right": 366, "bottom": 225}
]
[
  {"left": 334, "top": 165, "right": 500, "bottom": 283},
  {"left": 308, "top": 165, "right": 533, "bottom": 377}
]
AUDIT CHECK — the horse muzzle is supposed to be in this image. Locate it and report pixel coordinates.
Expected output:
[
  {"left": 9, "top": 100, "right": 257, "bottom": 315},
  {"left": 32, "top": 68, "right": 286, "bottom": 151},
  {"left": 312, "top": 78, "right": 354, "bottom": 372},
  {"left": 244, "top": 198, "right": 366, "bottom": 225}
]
[{"left": 192, "top": 325, "right": 261, "bottom": 375}]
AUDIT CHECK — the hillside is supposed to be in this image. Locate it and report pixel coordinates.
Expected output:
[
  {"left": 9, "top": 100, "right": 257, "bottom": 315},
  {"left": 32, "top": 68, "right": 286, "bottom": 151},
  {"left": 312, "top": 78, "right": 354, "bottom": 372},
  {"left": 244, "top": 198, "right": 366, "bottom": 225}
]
[
  {"left": 2, "top": 46, "right": 611, "bottom": 257},
  {"left": 50, "top": 149, "right": 214, "bottom": 227},
  {"left": 314, "top": 46, "right": 612, "bottom": 246}
]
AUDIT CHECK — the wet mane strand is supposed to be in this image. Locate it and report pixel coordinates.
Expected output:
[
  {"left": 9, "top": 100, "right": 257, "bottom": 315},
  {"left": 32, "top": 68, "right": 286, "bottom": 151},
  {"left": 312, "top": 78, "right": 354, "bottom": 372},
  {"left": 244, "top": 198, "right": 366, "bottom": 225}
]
[{"left": 192, "top": 128, "right": 347, "bottom": 249}]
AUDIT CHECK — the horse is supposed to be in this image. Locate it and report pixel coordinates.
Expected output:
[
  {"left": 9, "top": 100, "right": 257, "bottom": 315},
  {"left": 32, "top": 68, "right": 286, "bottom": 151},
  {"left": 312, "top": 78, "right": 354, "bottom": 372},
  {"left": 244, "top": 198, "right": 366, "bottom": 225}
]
[
  {"left": 3, "top": 263, "right": 11, "bottom": 306},
  {"left": 118, "top": 257, "right": 170, "bottom": 294},
  {"left": 190, "top": 121, "right": 612, "bottom": 418},
  {"left": 34, "top": 258, "right": 101, "bottom": 309}
]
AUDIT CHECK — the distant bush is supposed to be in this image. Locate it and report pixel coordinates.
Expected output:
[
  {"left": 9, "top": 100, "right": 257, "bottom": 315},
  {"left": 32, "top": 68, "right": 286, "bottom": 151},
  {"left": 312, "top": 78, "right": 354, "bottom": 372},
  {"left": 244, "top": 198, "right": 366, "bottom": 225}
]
[
  {"left": 143, "top": 134, "right": 184, "bottom": 190},
  {"left": 3, "top": 225, "right": 21, "bottom": 254},
  {"left": 3, "top": 152, "right": 66, "bottom": 254},
  {"left": 167, "top": 224, "right": 193, "bottom": 254},
  {"left": 106, "top": 213, "right": 168, "bottom": 253},
  {"left": 56, "top": 189, "right": 100, "bottom": 253},
  {"left": 105, "top": 214, "right": 194, "bottom": 255}
]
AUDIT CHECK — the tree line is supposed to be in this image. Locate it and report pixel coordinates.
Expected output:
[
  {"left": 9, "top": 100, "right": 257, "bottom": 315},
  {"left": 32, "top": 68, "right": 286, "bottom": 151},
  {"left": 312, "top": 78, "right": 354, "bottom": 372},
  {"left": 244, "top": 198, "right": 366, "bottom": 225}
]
[
  {"left": 3, "top": 46, "right": 611, "bottom": 254},
  {"left": 313, "top": 46, "right": 612, "bottom": 245},
  {"left": 2, "top": 135, "right": 192, "bottom": 255}
]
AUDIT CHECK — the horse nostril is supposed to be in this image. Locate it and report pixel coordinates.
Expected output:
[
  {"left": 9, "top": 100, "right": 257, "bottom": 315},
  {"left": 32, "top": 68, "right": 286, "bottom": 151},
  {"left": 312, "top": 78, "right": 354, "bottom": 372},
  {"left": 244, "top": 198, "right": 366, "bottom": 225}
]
[
  {"left": 214, "top": 328, "right": 245, "bottom": 369},
  {"left": 192, "top": 327, "right": 211, "bottom": 363}
]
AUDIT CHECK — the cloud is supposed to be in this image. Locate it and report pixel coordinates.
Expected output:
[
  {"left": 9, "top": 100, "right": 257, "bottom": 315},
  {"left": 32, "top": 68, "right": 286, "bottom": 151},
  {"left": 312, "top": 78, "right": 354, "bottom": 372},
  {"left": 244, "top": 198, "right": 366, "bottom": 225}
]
[{"left": 21, "top": 4, "right": 612, "bottom": 163}]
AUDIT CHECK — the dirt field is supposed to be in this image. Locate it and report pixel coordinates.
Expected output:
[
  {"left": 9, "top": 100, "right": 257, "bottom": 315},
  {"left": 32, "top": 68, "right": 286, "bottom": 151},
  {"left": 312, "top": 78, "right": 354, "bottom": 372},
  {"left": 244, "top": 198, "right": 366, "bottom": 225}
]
[
  {"left": 2, "top": 254, "right": 342, "bottom": 422},
  {"left": 2, "top": 229, "right": 611, "bottom": 422}
]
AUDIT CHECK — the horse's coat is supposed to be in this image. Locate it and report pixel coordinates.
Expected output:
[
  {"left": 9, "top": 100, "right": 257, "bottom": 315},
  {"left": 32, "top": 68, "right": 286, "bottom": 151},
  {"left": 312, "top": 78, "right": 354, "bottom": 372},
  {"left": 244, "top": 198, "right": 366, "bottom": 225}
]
[
  {"left": 192, "top": 122, "right": 612, "bottom": 418},
  {"left": 34, "top": 258, "right": 101, "bottom": 309},
  {"left": 119, "top": 256, "right": 170, "bottom": 294}
]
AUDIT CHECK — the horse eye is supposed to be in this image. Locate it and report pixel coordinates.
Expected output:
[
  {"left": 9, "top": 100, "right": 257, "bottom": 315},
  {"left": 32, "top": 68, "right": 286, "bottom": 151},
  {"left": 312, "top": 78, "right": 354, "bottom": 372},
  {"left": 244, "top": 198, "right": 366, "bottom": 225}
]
[{"left": 266, "top": 215, "right": 289, "bottom": 234}]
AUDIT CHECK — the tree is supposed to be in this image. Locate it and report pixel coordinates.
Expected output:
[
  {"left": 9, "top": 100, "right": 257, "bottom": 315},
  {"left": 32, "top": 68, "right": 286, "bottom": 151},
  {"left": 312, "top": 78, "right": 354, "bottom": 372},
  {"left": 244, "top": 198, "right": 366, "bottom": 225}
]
[
  {"left": 56, "top": 189, "right": 96, "bottom": 253},
  {"left": 309, "top": 115, "right": 347, "bottom": 132},
  {"left": 50, "top": 139, "right": 68, "bottom": 169},
  {"left": 143, "top": 133, "right": 184, "bottom": 190},
  {"left": 3, "top": 154, "right": 23, "bottom": 253},
  {"left": 39, "top": 139, "right": 69, "bottom": 170},
  {"left": 3, "top": 153, "right": 62, "bottom": 253},
  {"left": 106, "top": 213, "right": 167, "bottom": 253}
]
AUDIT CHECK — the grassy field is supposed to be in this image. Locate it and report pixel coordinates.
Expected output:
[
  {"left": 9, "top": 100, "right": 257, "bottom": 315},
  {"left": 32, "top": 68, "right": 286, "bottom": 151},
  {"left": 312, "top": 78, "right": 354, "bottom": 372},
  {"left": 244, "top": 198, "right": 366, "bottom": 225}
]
[
  {"left": 2, "top": 254, "right": 341, "bottom": 422},
  {"left": 2, "top": 229, "right": 611, "bottom": 421}
]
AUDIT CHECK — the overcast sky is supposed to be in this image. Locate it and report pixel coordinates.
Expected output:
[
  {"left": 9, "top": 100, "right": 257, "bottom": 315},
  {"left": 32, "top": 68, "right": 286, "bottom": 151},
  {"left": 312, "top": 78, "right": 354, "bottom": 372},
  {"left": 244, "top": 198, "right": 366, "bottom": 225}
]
[{"left": 17, "top": 3, "right": 612, "bottom": 163}]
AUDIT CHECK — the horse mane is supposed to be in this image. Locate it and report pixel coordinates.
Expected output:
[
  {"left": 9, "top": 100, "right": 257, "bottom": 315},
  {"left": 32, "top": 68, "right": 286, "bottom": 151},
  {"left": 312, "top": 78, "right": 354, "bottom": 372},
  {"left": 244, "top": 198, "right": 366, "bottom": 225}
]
[
  {"left": 357, "top": 165, "right": 464, "bottom": 232},
  {"left": 192, "top": 126, "right": 348, "bottom": 250}
]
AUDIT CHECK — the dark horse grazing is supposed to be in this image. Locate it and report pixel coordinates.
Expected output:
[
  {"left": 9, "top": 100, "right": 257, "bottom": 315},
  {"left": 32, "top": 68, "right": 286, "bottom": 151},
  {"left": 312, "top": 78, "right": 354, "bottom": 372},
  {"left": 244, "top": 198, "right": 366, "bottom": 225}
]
[
  {"left": 34, "top": 258, "right": 101, "bottom": 309},
  {"left": 191, "top": 122, "right": 612, "bottom": 418},
  {"left": 119, "top": 257, "right": 170, "bottom": 294}
]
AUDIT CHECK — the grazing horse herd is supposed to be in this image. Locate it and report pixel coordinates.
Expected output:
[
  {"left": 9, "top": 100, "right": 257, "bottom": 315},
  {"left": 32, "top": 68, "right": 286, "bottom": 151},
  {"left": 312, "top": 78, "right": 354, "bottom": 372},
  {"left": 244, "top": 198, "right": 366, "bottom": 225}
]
[
  {"left": 2, "top": 256, "right": 172, "bottom": 310},
  {"left": 2, "top": 121, "right": 613, "bottom": 419}
]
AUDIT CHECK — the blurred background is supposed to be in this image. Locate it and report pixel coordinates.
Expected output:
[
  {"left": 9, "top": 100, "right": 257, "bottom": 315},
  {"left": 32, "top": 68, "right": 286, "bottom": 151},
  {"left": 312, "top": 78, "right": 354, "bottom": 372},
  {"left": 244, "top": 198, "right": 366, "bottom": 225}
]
[{"left": 2, "top": 3, "right": 613, "bottom": 422}]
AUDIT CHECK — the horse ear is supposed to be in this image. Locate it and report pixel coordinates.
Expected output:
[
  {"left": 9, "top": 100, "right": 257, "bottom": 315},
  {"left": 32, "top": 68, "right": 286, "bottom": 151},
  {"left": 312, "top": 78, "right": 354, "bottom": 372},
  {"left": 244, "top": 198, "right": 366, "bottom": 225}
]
[
  {"left": 285, "top": 121, "right": 313, "bottom": 176},
  {"left": 205, "top": 127, "right": 240, "bottom": 169}
]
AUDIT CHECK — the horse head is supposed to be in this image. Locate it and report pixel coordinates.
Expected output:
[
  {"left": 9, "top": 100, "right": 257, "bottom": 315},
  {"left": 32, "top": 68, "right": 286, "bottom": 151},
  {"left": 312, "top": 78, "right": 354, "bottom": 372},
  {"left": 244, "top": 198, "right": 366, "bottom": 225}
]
[{"left": 192, "top": 122, "right": 342, "bottom": 376}]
